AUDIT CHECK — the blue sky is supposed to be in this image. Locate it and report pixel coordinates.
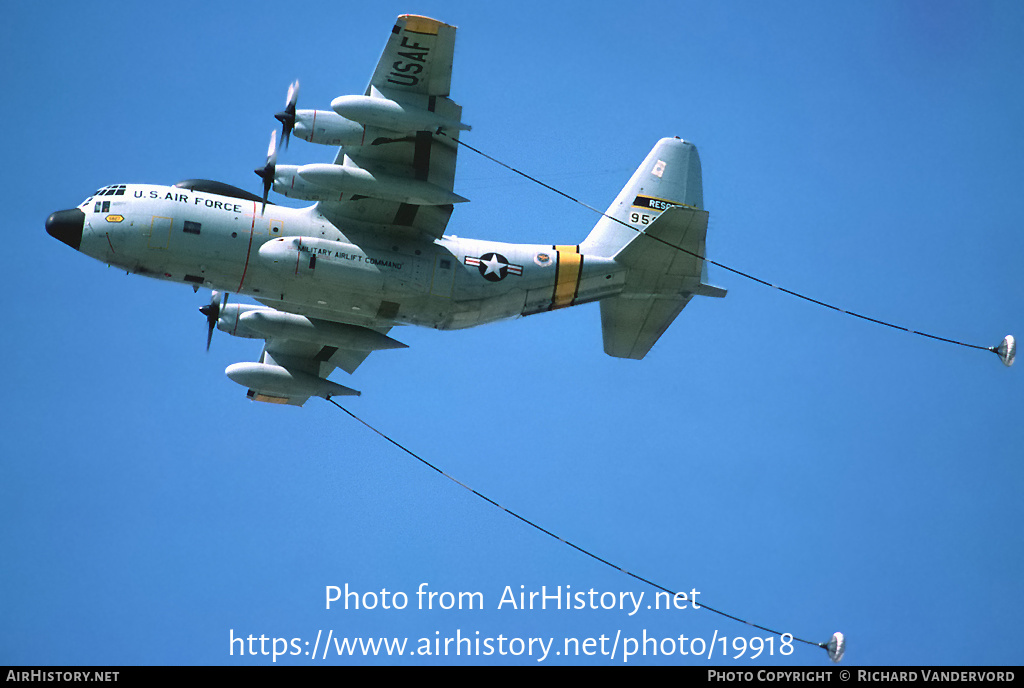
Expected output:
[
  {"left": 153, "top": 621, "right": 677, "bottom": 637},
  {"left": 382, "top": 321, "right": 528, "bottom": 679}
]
[{"left": 4, "top": 0, "right": 1022, "bottom": 666}]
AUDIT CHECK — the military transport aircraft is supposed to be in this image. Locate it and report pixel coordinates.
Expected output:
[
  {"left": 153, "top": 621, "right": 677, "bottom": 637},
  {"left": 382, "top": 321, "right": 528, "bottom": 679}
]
[{"left": 44, "top": 14, "right": 727, "bottom": 406}]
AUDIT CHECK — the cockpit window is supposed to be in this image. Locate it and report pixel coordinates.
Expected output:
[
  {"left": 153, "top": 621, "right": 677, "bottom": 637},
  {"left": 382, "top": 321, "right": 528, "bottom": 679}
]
[{"left": 94, "top": 185, "right": 126, "bottom": 196}]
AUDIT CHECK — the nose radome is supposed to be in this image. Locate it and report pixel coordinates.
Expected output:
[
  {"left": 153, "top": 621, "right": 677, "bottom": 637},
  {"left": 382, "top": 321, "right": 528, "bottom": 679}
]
[{"left": 46, "top": 208, "right": 85, "bottom": 251}]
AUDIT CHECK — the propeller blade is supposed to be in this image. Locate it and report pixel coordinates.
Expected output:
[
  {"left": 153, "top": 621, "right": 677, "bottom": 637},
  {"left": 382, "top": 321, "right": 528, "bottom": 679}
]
[
  {"left": 266, "top": 128, "right": 278, "bottom": 164},
  {"left": 199, "top": 291, "right": 226, "bottom": 351},
  {"left": 253, "top": 131, "right": 278, "bottom": 215},
  {"left": 274, "top": 80, "right": 299, "bottom": 149}
]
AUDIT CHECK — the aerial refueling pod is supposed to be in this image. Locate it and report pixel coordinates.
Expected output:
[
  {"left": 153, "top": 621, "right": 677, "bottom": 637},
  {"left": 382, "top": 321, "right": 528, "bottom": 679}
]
[
  {"left": 331, "top": 95, "right": 470, "bottom": 134},
  {"left": 225, "top": 362, "right": 360, "bottom": 399}
]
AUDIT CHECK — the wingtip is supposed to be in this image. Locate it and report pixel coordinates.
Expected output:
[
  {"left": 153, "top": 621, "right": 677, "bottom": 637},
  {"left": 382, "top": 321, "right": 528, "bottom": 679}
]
[{"left": 397, "top": 15, "right": 453, "bottom": 34}]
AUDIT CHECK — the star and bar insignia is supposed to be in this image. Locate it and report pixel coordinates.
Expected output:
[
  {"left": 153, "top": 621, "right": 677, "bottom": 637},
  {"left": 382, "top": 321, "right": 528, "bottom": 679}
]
[{"left": 464, "top": 252, "right": 524, "bottom": 282}]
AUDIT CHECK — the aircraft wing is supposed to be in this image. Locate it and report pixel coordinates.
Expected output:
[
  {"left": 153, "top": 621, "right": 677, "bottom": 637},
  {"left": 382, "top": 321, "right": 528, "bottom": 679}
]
[
  {"left": 243, "top": 339, "right": 364, "bottom": 407},
  {"left": 316, "top": 15, "right": 466, "bottom": 240},
  {"left": 218, "top": 303, "right": 407, "bottom": 406}
]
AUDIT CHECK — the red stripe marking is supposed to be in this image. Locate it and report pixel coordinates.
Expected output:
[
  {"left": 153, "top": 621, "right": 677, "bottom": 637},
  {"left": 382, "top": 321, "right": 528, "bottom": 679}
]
[{"left": 237, "top": 201, "right": 257, "bottom": 291}]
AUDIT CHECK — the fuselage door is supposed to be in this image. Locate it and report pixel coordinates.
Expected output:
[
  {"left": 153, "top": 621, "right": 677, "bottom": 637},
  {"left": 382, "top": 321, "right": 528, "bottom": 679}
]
[
  {"left": 429, "top": 254, "right": 456, "bottom": 297},
  {"left": 148, "top": 216, "right": 172, "bottom": 249}
]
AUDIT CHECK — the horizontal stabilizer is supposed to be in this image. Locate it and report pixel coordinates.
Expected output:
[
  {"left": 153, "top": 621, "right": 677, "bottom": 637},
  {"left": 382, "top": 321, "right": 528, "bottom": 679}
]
[
  {"left": 601, "top": 204, "right": 725, "bottom": 360},
  {"left": 614, "top": 206, "right": 710, "bottom": 284},
  {"left": 600, "top": 294, "right": 693, "bottom": 360}
]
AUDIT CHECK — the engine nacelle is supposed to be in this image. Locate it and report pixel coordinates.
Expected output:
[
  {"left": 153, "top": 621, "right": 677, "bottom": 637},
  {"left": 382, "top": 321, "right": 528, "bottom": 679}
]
[
  {"left": 215, "top": 303, "right": 269, "bottom": 339},
  {"left": 292, "top": 109, "right": 365, "bottom": 147},
  {"left": 238, "top": 310, "right": 408, "bottom": 351},
  {"left": 297, "top": 162, "right": 467, "bottom": 206},
  {"left": 331, "top": 95, "right": 470, "bottom": 134},
  {"left": 271, "top": 164, "right": 344, "bottom": 202}
]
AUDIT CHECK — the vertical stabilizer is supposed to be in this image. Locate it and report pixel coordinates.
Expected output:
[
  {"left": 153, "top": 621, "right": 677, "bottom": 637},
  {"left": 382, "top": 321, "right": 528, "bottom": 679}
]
[
  {"left": 584, "top": 139, "right": 725, "bottom": 360},
  {"left": 580, "top": 137, "right": 703, "bottom": 259}
]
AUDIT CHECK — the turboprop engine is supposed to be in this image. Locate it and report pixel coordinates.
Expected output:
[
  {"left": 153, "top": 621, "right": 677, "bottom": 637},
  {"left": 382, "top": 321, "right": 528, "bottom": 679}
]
[
  {"left": 210, "top": 301, "right": 406, "bottom": 352},
  {"left": 236, "top": 310, "right": 407, "bottom": 352},
  {"left": 268, "top": 160, "right": 468, "bottom": 205},
  {"left": 275, "top": 80, "right": 470, "bottom": 148},
  {"left": 274, "top": 80, "right": 366, "bottom": 148},
  {"left": 292, "top": 110, "right": 366, "bottom": 147},
  {"left": 295, "top": 162, "right": 467, "bottom": 206}
]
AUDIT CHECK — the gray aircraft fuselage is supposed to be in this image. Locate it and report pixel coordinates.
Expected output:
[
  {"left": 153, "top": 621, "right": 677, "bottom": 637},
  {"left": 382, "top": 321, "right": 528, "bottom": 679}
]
[{"left": 50, "top": 182, "right": 625, "bottom": 331}]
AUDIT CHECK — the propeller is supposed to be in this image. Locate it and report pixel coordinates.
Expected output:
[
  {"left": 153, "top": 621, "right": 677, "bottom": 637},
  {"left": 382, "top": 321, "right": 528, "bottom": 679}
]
[
  {"left": 253, "top": 130, "right": 278, "bottom": 215},
  {"left": 199, "top": 290, "right": 227, "bottom": 351},
  {"left": 274, "top": 80, "right": 300, "bottom": 149}
]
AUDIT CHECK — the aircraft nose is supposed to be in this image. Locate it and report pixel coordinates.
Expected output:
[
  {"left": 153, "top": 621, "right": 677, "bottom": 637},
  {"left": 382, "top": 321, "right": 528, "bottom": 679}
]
[{"left": 46, "top": 208, "right": 85, "bottom": 251}]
